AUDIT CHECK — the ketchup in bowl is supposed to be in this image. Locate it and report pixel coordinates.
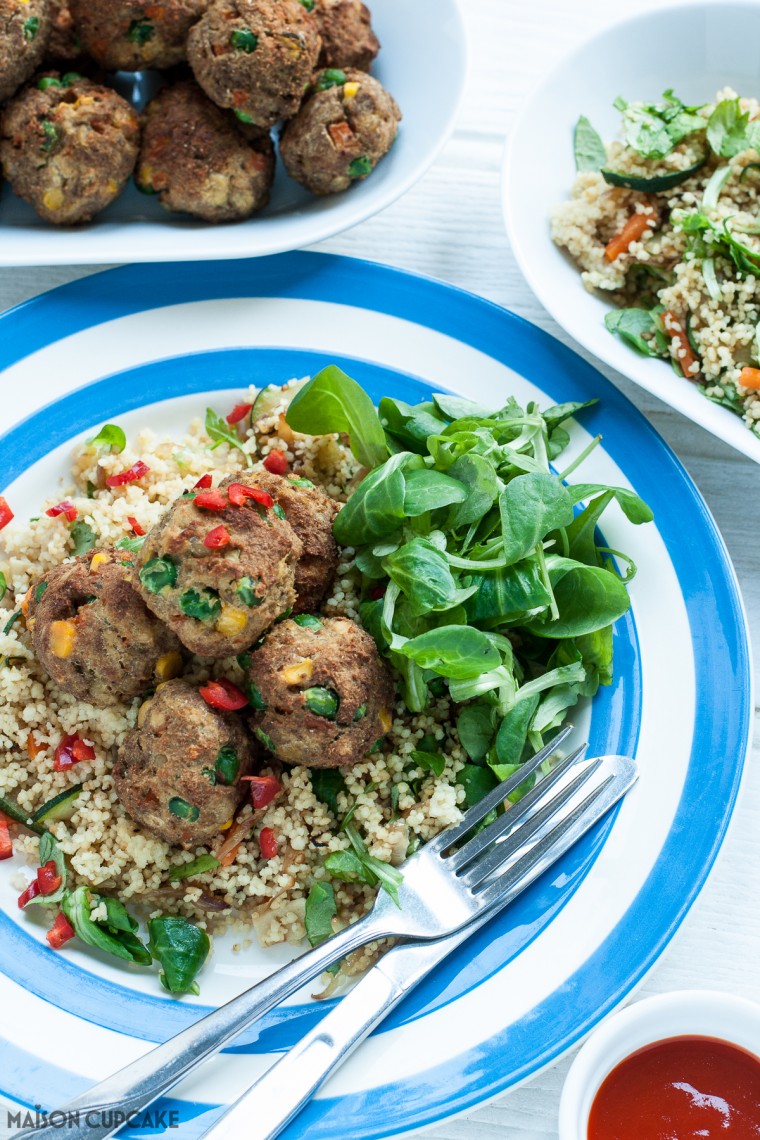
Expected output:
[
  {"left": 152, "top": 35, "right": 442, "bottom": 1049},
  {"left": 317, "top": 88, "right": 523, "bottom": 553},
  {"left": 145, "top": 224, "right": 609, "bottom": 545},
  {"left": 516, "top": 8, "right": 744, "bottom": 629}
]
[{"left": 588, "top": 1036, "right": 760, "bottom": 1139}]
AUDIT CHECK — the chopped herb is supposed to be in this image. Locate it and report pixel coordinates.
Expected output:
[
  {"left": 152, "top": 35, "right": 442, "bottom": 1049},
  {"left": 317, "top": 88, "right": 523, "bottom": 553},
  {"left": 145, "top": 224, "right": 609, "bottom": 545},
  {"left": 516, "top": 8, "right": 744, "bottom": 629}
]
[
  {"left": 317, "top": 69, "right": 347, "bottom": 91},
  {"left": 168, "top": 797, "right": 200, "bottom": 822},
  {"left": 613, "top": 90, "right": 705, "bottom": 159},
  {"left": 304, "top": 881, "right": 336, "bottom": 947},
  {"left": 0, "top": 572, "right": 5, "bottom": 603},
  {"left": 246, "top": 680, "right": 267, "bottom": 711},
  {"left": 179, "top": 588, "right": 221, "bottom": 622},
  {"left": 205, "top": 407, "right": 253, "bottom": 466},
  {"left": 293, "top": 614, "right": 323, "bottom": 630},
  {"left": 288, "top": 475, "right": 315, "bottom": 489},
  {"left": 139, "top": 556, "right": 177, "bottom": 594},
  {"left": 303, "top": 686, "right": 339, "bottom": 719},
  {"left": 236, "top": 651, "right": 252, "bottom": 671},
  {"left": 254, "top": 727, "right": 276, "bottom": 752},
  {"left": 3, "top": 610, "right": 22, "bottom": 635},
  {"left": 275, "top": 606, "right": 293, "bottom": 624},
  {"left": 573, "top": 115, "right": 606, "bottom": 171},
  {"left": 236, "top": 576, "right": 262, "bottom": 607},
  {"left": 23, "top": 16, "right": 39, "bottom": 40},
  {"left": 127, "top": 18, "right": 154, "bottom": 44},
  {"left": 87, "top": 423, "right": 126, "bottom": 454},
  {"left": 214, "top": 746, "right": 240, "bottom": 786},
  {"left": 168, "top": 854, "right": 221, "bottom": 882},
  {"left": 343, "top": 822, "right": 403, "bottom": 906},
  {"left": 348, "top": 156, "right": 373, "bottom": 178},
  {"left": 299, "top": 0, "right": 316, "bottom": 9},
  {"left": 230, "top": 28, "right": 258, "bottom": 51},
  {"left": 410, "top": 749, "right": 446, "bottom": 777},
  {"left": 61, "top": 72, "right": 83, "bottom": 86},
  {"left": 311, "top": 768, "right": 346, "bottom": 816},
  {"left": 273, "top": 503, "right": 286, "bottom": 520},
  {"left": 41, "top": 121, "right": 58, "bottom": 151},
  {"left": 115, "top": 534, "right": 146, "bottom": 552},
  {"left": 35, "top": 581, "right": 47, "bottom": 603},
  {"left": 70, "top": 519, "right": 98, "bottom": 556},
  {"left": 234, "top": 109, "right": 254, "bottom": 124},
  {"left": 353, "top": 703, "right": 367, "bottom": 721}
]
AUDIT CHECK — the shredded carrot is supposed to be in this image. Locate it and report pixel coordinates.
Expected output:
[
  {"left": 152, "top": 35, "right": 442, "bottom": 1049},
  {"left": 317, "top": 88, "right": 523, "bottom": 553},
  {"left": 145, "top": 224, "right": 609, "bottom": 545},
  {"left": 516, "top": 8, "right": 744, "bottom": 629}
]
[
  {"left": 738, "top": 366, "right": 760, "bottom": 390},
  {"left": 26, "top": 733, "right": 44, "bottom": 760},
  {"left": 663, "top": 310, "right": 701, "bottom": 380},
  {"left": 219, "top": 843, "right": 241, "bottom": 868},
  {"left": 605, "top": 209, "right": 656, "bottom": 262}
]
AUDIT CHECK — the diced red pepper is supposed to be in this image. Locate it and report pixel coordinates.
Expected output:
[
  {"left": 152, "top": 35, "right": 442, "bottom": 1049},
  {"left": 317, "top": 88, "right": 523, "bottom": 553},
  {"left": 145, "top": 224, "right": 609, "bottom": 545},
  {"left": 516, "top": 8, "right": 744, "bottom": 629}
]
[
  {"left": 242, "top": 774, "right": 281, "bottom": 810},
  {"left": 0, "top": 496, "right": 14, "bottom": 530},
  {"left": 127, "top": 516, "right": 146, "bottom": 536},
  {"left": 37, "top": 860, "right": 62, "bottom": 896},
  {"left": 47, "top": 911, "right": 75, "bottom": 950},
  {"left": 53, "top": 733, "right": 96, "bottom": 772},
  {"left": 18, "top": 879, "right": 40, "bottom": 908},
  {"left": 0, "top": 818, "right": 12, "bottom": 861},
  {"left": 45, "top": 500, "right": 78, "bottom": 523},
  {"left": 262, "top": 450, "right": 289, "bottom": 476},
  {"left": 203, "top": 525, "right": 231, "bottom": 549},
  {"left": 226, "top": 402, "right": 253, "bottom": 425},
  {"left": 194, "top": 489, "right": 228, "bottom": 512},
  {"left": 369, "top": 583, "right": 387, "bottom": 600},
  {"left": 194, "top": 474, "right": 213, "bottom": 489},
  {"left": 199, "top": 678, "right": 248, "bottom": 711},
  {"left": 227, "top": 483, "right": 274, "bottom": 509},
  {"left": 259, "top": 827, "right": 278, "bottom": 860},
  {"left": 106, "top": 460, "right": 150, "bottom": 488}
]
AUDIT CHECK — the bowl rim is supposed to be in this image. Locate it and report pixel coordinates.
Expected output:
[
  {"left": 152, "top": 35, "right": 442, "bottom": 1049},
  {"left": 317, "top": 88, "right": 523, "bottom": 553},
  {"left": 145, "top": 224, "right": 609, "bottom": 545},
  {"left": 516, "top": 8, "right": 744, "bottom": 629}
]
[
  {"left": 558, "top": 989, "right": 760, "bottom": 1140},
  {"left": 501, "top": 0, "right": 760, "bottom": 465}
]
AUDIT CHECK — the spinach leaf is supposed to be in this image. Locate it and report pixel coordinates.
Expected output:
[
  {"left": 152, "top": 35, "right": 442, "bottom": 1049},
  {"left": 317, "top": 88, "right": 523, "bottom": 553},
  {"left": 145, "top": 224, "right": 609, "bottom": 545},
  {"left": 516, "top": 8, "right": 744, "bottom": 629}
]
[
  {"left": 568, "top": 483, "right": 654, "bottom": 525},
  {"left": 574, "top": 115, "right": 606, "bottom": 171},
  {"left": 447, "top": 453, "right": 501, "bottom": 529},
  {"left": 168, "top": 854, "right": 221, "bottom": 882},
  {"left": 384, "top": 538, "right": 458, "bottom": 616},
  {"left": 494, "top": 695, "right": 540, "bottom": 767},
  {"left": 205, "top": 408, "right": 253, "bottom": 466},
  {"left": 287, "top": 365, "right": 389, "bottom": 469},
  {"left": 148, "top": 915, "right": 210, "bottom": 995},
  {"left": 379, "top": 398, "right": 449, "bottom": 454},
  {"left": 410, "top": 749, "right": 446, "bottom": 777},
  {"left": 604, "top": 307, "right": 669, "bottom": 358},
  {"left": 525, "top": 558, "right": 631, "bottom": 638},
  {"left": 323, "top": 849, "right": 369, "bottom": 884},
  {"left": 311, "top": 769, "right": 347, "bottom": 817},
  {"left": 87, "top": 424, "right": 126, "bottom": 453},
  {"left": 62, "top": 887, "right": 152, "bottom": 965},
  {"left": 70, "top": 519, "right": 98, "bottom": 556},
  {"left": 399, "top": 626, "right": 502, "bottom": 680},
  {"left": 25, "top": 832, "right": 67, "bottom": 906},
  {"left": 333, "top": 452, "right": 410, "bottom": 545},
  {"left": 500, "top": 473, "right": 574, "bottom": 566},
  {"left": 402, "top": 469, "right": 467, "bottom": 516},
  {"left": 457, "top": 704, "right": 496, "bottom": 761},
  {"left": 432, "top": 394, "right": 496, "bottom": 420},
  {"left": 459, "top": 763, "right": 498, "bottom": 807},
  {"left": 344, "top": 823, "right": 403, "bottom": 906},
  {"left": 305, "top": 881, "right": 337, "bottom": 947},
  {"left": 463, "top": 560, "right": 552, "bottom": 626},
  {"left": 541, "top": 399, "right": 598, "bottom": 430},
  {"left": 707, "top": 98, "right": 750, "bottom": 158},
  {"left": 566, "top": 490, "right": 615, "bottom": 567}
]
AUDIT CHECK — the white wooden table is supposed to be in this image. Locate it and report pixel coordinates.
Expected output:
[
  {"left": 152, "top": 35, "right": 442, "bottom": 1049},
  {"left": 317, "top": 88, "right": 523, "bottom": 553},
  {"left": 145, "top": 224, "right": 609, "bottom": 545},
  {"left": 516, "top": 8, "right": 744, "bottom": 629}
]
[{"left": 1, "top": 1, "right": 757, "bottom": 1136}]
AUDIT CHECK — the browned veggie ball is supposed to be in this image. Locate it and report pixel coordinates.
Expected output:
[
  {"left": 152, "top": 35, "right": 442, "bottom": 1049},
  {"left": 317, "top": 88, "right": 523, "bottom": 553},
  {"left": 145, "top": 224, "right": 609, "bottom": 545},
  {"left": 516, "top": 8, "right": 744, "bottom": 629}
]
[
  {"left": 0, "top": 74, "right": 140, "bottom": 225},
  {"left": 25, "top": 550, "right": 183, "bottom": 707},
  {"left": 0, "top": 0, "right": 53, "bottom": 103},
  {"left": 47, "top": 0, "right": 81, "bottom": 60},
  {"left": 279, "top": 67, "right": 400, "bottom": 196},
  {"left": 136, "top": 80, "right": 275, "bottom": 223},
  {"left": 252, "top": 469, "right": 339, "bottom": 612},
  {"left": 70, "top": 0, "right": 209, "bottom": 71},
  {"left": 188, "top": 0, "right": 321, "bottom": 130},
  {"left": 245, "top": 615, "right": 395, "bottom": 768},
  {"left": 114, "top": 680, "right": 255, "bottom": 848},
  {"left": 315, "top": 0, "right": 378, "bottom": 71},
  {"left": 133, "top": 476, "right": 302, "bottom": 658}
]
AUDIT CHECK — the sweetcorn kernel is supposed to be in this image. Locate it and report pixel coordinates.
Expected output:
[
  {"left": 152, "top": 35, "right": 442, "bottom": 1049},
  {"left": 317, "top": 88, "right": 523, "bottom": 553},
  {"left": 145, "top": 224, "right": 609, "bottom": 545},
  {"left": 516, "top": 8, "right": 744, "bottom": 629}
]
[
  {"left": 90, "top": 552, "right": 110, "bottom": 572},
  {"left": 215, "top": 605, "right": 248, "bottom": 637},
  {"left": 50, "top": 620, "right": 76, "bottom": 658},
  {"left": 281, "top": 659, "right": 313, "bottom": 685},
  {"left": 43, "top": 189, "right": 64, "bottom": 212},
  {"left": 155, "top": 651, "right": 183, "bottom": 682},
  {"left": 343, "top": 82, "right": 360, "bottom": 99}
]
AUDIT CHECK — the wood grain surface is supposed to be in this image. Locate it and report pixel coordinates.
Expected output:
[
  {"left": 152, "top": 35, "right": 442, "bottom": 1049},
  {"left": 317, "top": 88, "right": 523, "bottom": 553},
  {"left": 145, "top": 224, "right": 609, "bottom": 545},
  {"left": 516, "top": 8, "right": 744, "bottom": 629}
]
[{"left": 0, "top": 1, "right": 757, "bottom": 1136}]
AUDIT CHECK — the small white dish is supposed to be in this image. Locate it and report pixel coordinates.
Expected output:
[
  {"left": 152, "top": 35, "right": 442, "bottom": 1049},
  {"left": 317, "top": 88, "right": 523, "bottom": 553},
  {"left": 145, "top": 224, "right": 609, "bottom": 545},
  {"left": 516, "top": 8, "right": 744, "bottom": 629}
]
[
  {"left": 559, "top": 990, "right": 760, "bottom": 1140},
  {"left": 0, "top": 0, "right": 468, "bottom": 267},
  {"left": 502, "top": 1, "right": 760, "bottom": 464}
]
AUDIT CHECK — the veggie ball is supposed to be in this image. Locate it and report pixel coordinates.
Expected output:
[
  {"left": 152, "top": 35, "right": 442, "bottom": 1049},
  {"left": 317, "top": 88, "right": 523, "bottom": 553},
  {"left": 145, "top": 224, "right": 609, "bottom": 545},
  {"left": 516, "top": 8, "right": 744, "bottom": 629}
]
[
  {"left": 69, "top": 0, "right": 209, "bottom": 71},
  {"left": 244, "top": 615, "right": 395, "bottom": 768},
  {"left": 251, "top": 469, "right": 339, "bottom": 612},
  {"left": 279, "top": 67, "right": 400, "bottom": 196},
  {"left": 187, "top": 0, "right": 321, "bottom": 130},
  {"left": 133, "top": 476, "right": 303, "bottom": 658},
  {"left": 47, "top": 0, "right": 81, "bottom": 60},
  {"left": 136, "top": 80, "right": 275, "bottom": 223},
  {"left": 0, "top": 74, "right": 140, "bottom": 225},
  {"left": 113, "top": 680, "right": 255, "bottom": 847},
  {"left": 25, "top": 550, "right": 183, "bottom": 708},
  {"left": 315, "top": 0, "right": 379, "bottom": 71},
  {"left": 0, "top": 0, "right": 53, "bottom": 103}
]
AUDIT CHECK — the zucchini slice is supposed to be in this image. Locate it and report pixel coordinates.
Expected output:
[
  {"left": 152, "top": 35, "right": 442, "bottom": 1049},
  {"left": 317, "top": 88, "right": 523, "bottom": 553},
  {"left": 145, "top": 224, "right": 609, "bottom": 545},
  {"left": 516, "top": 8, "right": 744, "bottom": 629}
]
[
  {"left": 0, "top": 795, "right": 44, "bottom": 835},
  {"left": 602, "top": 156, "right": 707, "bottom": 192},
  {"left": 32, "top": 783, "right": 83, "bottom": 824},
  {"left": 251, "top": 378, "right": 309, "bottom": 428}
]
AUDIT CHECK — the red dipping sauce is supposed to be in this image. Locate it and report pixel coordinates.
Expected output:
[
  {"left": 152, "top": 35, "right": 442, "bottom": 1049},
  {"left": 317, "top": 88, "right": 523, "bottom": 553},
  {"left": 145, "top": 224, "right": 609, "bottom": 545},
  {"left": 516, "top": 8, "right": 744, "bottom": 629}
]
[{"left": 588, "top": 1036, "right": 760, "bottom": 1140}]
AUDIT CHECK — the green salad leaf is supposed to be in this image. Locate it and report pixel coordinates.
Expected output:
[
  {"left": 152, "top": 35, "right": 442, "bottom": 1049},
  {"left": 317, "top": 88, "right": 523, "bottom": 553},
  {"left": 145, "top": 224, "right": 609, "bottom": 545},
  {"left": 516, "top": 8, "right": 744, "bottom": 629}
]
[
  {"left": 604, "top": 307, "right": 669, "bottom": 358},
  {"left": 574, "top": 115, "right": 606, "bottom": 171},
  {"left": 286, "top": 365, "right": 389, "bottom": 469},
  {"left": 613, "top": 90, "right": 705, "bottom": 159},
  {"left": 304, "top": 881, "right": 337, "bottom": 947},
  {"left": 148, "top": 915, "right": 210, "bottom": 995},
  {"left": 87, "top": 424, "right": 126, "bottom": 453},
  {"left": 70, "top": 519, "right": 98, "bottom": 556},
  {"left": 62, "top": 887, "right": 152, "bottom": 965}
]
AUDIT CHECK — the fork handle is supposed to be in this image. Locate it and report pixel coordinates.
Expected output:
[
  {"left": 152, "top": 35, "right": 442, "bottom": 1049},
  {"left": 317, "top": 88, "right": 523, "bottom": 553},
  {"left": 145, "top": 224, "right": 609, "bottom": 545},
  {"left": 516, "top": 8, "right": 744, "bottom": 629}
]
[{"left": 13, "top": 910, "right": 387, "bottom": 1140}]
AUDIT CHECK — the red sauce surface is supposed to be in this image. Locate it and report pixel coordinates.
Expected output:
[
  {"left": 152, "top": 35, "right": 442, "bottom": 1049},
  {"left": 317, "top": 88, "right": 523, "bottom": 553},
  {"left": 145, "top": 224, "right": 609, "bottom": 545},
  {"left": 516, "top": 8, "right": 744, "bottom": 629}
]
[{"left": 588, "top": 1036, "right": 760, "bottom": 1140}]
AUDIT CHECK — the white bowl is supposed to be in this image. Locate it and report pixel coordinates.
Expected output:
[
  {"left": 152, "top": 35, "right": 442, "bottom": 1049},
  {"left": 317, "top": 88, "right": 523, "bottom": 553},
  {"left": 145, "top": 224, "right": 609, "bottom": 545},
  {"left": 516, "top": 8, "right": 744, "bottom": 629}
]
[
  {"left": 0, "top": 0, "right": 468, "bottom": 266},
  {"left": 558, "top": 990, "right": 760, "bottom": 1140},
  {"left": 502, "top": 1, "right": 760, "bottom": 464}
]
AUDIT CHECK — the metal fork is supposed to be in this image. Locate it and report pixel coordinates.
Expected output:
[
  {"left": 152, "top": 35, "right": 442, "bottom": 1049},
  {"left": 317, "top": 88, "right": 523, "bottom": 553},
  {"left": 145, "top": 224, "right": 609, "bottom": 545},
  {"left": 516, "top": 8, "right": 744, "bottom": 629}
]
[{"left": 18, "top": 725, "right": 592, "bottom": 1140}]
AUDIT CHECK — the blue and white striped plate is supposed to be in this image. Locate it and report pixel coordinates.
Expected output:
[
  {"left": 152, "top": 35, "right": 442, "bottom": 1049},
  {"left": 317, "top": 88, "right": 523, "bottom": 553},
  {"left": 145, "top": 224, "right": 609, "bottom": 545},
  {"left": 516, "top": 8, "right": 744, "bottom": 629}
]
[{"left": 0, "top": 253, "right": 751, "bottom": 1138}]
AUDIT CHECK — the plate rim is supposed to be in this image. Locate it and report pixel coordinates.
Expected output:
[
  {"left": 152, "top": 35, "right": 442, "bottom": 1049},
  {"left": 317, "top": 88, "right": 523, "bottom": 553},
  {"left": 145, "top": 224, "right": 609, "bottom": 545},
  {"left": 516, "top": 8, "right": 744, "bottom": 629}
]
[{"left": 0, "top": 251, "right": 753, "bottom": 1139}]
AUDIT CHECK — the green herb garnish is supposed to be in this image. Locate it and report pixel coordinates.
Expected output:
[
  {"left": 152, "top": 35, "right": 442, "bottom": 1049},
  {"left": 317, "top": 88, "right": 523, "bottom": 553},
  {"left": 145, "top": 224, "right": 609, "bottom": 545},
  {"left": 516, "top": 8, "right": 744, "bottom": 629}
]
[
  {"left": 348, "top": 156, "right": 373, "bottom": 178},
  {"left": 293, "top": 614, "right": 323, "bottom": 630},
  {"left": 127, "top": 19, "right": 154, "bottom": 45},
  {"left": 317, "top": 69, "right": 347, "bottom": 91},
  {"left": 304, "top": 881, "right": 336, "bottom": 947},
  {"left": 70, "top": 519, "right": 98, "bottom": 556},
  {"left": 148, "top": 915, "right": 210, "bottom": 995},
  {"left": 139, "top": 556, "right": 177, "bottom": 594},
  {"left": 87, "top": 424, "right": 126, "bottom": 453},
  {"left": 205, "top": 407, "right": 253, "bottom": 466},
  {"left": 230, "top": 28, "right": 258, "bottom": 51}
]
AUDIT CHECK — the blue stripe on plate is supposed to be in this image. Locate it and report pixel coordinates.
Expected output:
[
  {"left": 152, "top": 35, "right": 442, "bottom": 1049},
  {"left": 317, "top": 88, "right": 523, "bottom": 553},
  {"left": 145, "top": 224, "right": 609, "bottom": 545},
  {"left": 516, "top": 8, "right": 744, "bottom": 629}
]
[
  {"left": 0, "top": 349, "right": 640, "bottom": 1052},
  {"left": 0, "top": 254, "right": 749, "bottom": 1139}
]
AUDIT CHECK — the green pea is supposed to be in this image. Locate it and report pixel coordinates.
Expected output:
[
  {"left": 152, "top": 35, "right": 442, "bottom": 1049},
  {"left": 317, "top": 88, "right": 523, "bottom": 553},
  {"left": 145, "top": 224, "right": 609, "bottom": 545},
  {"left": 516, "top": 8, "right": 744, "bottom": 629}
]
[
  {"left": 38, "top": 77, "right": 63, "bottom": 91},
  {"left": 348, "top": 156, "right": 373, "bottom": 178},
  {"left": 139, "top": 556, "right": 177, "bottom": 594},
  {"left": 236, "top": 576, "right": 262, "bottom": 607},
  {"left": 41, "top": 121, "right": 59, "bottom": 152},
  {"left": 179, "top": 588, "right": 221, "bottom": 622},
  {"left": 303, "top": 687, "right": 339, "bottom": 720},
  {"left": 234, "top": 109, "right": 254, "bottom": 124},
  {"left": 214, "top": 746, "right": 240, "bottom": 786},
  {"left": 254, "top": 727, "right": 276, "bottom": 752},
  {"left": 168, "top": 797, "right": 200, "bottom": 822},
  {"left": 246, "top": 681, "right": 267, "bottom": 711},
  {"left": 35, "top": 581, "right": 47, "bottom": 603},
  {"left": 230, "top": 28, "right": 258, "bottom": 52},
  {"left": 128, "top": 19, "right": 154, "bottom": 45},
  {"left": 293, "top": 614, "right": 323, "bottom": 631},
  {"left": 353, "top": 703, "right": 367, "bottom": 722},
  {"left": 23, "top": 16, "right": 39, "bottom": 41},
  {"left": 61, "top": 73, "right": 83, "bottom": 86},
  {"left": 317, "top": 69, "right": 347, "bottom": 91}
]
